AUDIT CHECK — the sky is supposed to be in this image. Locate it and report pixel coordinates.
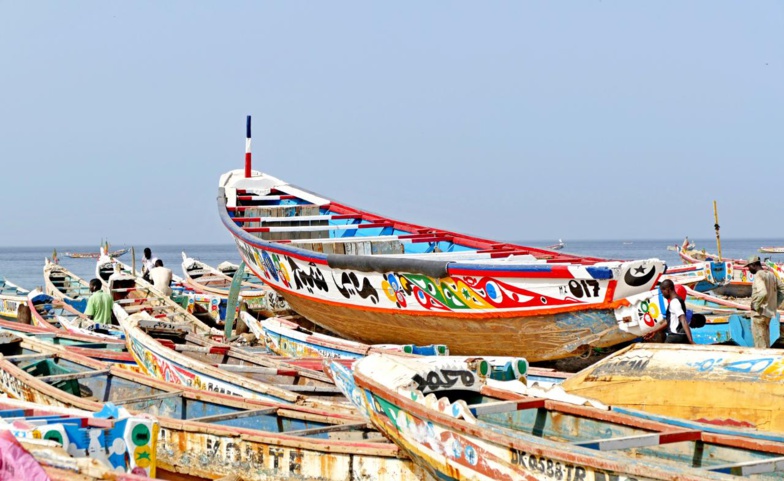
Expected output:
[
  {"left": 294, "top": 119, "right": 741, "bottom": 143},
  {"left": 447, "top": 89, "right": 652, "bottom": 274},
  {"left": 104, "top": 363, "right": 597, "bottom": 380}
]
[{"left": 0, "top": 2, "right": 782, "bottom": 247}]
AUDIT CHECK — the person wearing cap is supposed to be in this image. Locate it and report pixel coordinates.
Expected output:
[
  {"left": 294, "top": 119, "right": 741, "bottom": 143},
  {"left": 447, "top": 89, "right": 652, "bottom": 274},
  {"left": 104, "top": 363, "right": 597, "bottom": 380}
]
[{"left": 746, "top": 255, "right": 784, "bottom": 348}]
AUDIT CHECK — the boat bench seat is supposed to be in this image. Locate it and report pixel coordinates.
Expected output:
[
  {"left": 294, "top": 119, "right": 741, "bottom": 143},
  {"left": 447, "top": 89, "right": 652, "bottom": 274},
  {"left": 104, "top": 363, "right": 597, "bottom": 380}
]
[{"left": 573, "top": 430, "right": 702, "bottom": 451}]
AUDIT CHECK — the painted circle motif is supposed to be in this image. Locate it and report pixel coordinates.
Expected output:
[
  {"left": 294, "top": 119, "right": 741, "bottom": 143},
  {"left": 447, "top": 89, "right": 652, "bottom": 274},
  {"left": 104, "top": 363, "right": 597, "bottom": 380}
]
[
  {"left": 485, "top": 281, "right": 501, "bottom": 302},
  {"left": 643, "top": 313, "right": 654, "bottom": 327},
  {"left": 464, "top": 445, "right": 478, "bottom": 466},
  {"left": 640, "top": 300, "right": 649, "bottom": 313},
  {"left": 649, "top": 303, "right": 660, "bottom": 318},
  {"left": 131, "top": 424, "right": 151, "bottom": 447},
  {"left": 43, "top": 430, "right": 63, "bottom": 445},
  {"left": 134, "top": 445, "right": 153, "bottom": 469}
]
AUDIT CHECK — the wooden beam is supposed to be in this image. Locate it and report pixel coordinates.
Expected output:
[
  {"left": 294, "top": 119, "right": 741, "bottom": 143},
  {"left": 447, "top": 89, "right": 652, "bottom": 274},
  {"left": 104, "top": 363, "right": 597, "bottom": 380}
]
[
  {"left": 276, "top": 385, "right": 343, "bottom": 395},
  {"left": 574, "top": 430, "right": 702, "bottom": 451},
  {"left": 39, "top": 369, "right": 111, "bottom": 383},
  {"left": 468, "top": 399, "right": 546, "bottom": 417},
  {"left": 190, "top": 407, "right": 278, "bottom": 423},
  {"left": 284, "top": 421, "right": 368, "bottom": 437},
  {"left": 4, "top": 353, "right": 55, "bottom": 363},
  {"left": 709, "top": 456, "right": 784, "bottom": 475},
  {"left": 113, "top": 391, "right": 184, "bottom": 406}
]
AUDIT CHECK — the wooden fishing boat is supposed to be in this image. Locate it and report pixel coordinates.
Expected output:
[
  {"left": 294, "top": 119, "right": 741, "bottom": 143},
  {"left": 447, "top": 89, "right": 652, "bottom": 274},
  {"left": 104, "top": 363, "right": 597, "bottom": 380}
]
[
  {"left": 0, "top": 275, "right": 31, "bottom": 322},
  {"left": 44, "top": 258, "right": 91, "bottom": 307},
  {"left": 612, "top": 284, "right": 779, "bottom": 346},
  {"left": 546, "top": 239, "right": 565, "bottom": 250},
  {"left": 64, "top": 247, "right": 129, "bottom": 259},
  {"left": 760, "top": 246, "right": 784, "bottom": 254},
  {"left": 0, "top": 331, "right": 432, "bottom": 480},
  {"left": 106, "top": 270, "right": 217, "bottom": 337},
  {"left": 351, "top": 354, "right": 784, "bottom": 479},
  {"left": 27, "top": 289, "right": 126, "bottom": 341},
  {"left": 218, "top": 165, "right": 666, "bottom": 361},
  {"left": 0, "top": 318, "right": 134, "bottom": 363},
  {"left": 119, "top": 311, "right": 354, "bottom": 412},
  {"left": 181, "top": 251, "right": 290, "bottom": 315},
  {"left": 0, "top": 397, "right": 158, "bottom": 476},
  {"left": 675, "top": 245, "right": 784, "bottom": 298},
  {"left": 245, "top": 313, "right": 449, "bottom": 360},
  {"left": 562, "top": 343, "right": 784, "bottom": 433}
]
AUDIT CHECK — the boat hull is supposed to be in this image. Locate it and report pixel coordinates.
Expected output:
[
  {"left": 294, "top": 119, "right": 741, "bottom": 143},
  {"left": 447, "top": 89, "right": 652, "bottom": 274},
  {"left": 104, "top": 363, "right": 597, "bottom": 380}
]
[
  {"left": 281, "top": 290, "right": 633, "bottom": 360},
  {"left": 562, "top": 343, "right": 784, "bottom": 432}
]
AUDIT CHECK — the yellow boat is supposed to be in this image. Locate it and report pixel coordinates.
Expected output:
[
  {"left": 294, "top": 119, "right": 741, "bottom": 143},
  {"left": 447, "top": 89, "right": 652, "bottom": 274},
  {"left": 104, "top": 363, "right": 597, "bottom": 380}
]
[{"left": 562, "top": 343, "right": 784, "bottom": 432}]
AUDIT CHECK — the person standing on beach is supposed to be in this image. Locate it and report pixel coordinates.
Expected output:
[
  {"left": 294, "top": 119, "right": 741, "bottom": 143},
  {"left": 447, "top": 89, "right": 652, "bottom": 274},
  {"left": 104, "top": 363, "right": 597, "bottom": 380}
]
[
  {"left": 658, "top": 279, "right": 694, "bottom": 344},
  {"left": 85, "top": 278, "right": 114, "bottom": 325},
  {"left": 746, "top": 255, "right": 784, "bottom": 348}
]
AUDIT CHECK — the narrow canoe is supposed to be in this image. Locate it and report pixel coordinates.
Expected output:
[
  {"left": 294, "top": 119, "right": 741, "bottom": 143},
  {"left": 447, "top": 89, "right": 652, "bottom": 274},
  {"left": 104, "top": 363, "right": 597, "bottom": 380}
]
[
  {"left": 27, "top": 289, "right": 126, "bottom": 340},
  {"left": 760, "top": 247, "right": 784, "bottom": 254},
  {"left": 0, "top": 318, "right": 133, "bottom": 363},
  {"left": 0, "top": 331, "right": 432, "bottom": 480},
  {"left": 118, "top": 311, "right": 354, "bottom": 413},
  {"left": 0, "top": 275, "right": 30, "bottom": 321},
  {"left": 677, "top": 246, "right": 784, "bottom": 298},
  {"left": 0, "top": 397, "right": 158, "bottom": 476},
  {"left": 64, "top": 247, "right": 129, "bottom": 259},
  {"left": 351, "top": 354, "right": 784, "bottom": 479},
  {"left": 218, "top": 164, "right": 666, "bottom": 360},
  {"left": 246, "top": 313, "right": 449, "bottom": 359},
  {"left": 44, "top": 258, "right": 91, "bottom": 307},
  {"left": 562, "top": 343, "right": 784, "bottom": 432}
]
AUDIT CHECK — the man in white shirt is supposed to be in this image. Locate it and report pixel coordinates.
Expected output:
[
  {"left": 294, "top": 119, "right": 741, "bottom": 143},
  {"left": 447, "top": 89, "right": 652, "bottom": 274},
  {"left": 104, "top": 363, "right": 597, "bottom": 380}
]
[
  {"left": 659, "top": 279, "right": 694, "bottom": 344},
  {"left": 149, "top": 259, "right": 173, "bottom": 296},
  {"left": 141, "top": 247, "right": 159, "bottom": 281}
]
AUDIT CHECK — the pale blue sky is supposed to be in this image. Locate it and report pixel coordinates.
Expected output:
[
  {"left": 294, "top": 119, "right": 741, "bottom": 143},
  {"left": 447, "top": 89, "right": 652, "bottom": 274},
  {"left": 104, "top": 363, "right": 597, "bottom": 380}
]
[{"left": 1, "top": 2, "right": 781, "bottom": 247}]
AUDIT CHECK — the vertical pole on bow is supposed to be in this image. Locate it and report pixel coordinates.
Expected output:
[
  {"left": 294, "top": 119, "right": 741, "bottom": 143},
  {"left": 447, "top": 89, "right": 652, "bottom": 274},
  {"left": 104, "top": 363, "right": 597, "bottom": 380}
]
[
  {"left": 713, "top": 200, "right": 722, "bottom": 261},
  {"left": 225, "top": 261, "right": 246, "bottom": 339},
  {"left": 244, "top": 115, "right": 252, "bottom": 178}
]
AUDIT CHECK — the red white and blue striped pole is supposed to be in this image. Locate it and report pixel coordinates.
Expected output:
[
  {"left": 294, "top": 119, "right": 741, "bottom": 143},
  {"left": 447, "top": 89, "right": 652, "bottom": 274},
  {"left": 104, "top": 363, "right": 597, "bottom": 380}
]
[{"left": 244, "top": 115, "right": 252, "bottom": 178}]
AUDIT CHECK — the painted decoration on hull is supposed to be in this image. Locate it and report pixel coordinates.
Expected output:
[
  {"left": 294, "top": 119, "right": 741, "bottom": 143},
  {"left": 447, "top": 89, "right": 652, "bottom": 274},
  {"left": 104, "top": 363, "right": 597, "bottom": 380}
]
[{"left": 236, "top": 239, "right": 663, "bottom": 316}]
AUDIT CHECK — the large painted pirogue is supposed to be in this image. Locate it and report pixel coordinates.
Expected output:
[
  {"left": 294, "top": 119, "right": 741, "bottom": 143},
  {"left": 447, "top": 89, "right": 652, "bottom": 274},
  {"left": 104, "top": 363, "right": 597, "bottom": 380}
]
[
  {"left": 347, "top": 354, "right": 784, "bottom": 479},
  {"left": 218, "top": 162, "right": 666, "bottom": 360},
  {"left": 562, "top": 343, "right": 784, "bottom": 433},
  {"left": 0, "top": 331, "right": 433, "bottom": 480}
]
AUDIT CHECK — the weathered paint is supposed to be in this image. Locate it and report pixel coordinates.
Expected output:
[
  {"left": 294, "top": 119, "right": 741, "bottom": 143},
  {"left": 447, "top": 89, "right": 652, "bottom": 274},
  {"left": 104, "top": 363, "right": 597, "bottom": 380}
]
[
  {"left": 0, "top": 333, "right": 434, "bottom": 480},
  {"left": 563, "top": 343, "right": 784, "bottom": 432},
  {"left": 353, "top": 354, "right": 784, "bottom": 480}
]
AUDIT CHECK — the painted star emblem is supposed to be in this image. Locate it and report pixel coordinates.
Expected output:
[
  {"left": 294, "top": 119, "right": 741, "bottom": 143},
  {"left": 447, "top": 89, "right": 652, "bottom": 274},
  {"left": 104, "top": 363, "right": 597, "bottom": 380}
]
[{"left": 634, "top": 265, "right": 647, "bottom": 274}]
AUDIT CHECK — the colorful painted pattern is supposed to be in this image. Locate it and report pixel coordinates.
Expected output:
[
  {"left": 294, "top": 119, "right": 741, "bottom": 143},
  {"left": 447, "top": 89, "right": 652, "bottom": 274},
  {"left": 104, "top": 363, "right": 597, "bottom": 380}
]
[{"left": 236, "top": 240, "right": 664, "bottom": 316}]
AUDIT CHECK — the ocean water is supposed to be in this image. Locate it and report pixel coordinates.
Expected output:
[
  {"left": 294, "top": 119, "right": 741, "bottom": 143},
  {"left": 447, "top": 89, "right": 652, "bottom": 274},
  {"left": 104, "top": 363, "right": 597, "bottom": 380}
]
[{"left": 1, "top": 238, "right": 783, "bottom": 291}]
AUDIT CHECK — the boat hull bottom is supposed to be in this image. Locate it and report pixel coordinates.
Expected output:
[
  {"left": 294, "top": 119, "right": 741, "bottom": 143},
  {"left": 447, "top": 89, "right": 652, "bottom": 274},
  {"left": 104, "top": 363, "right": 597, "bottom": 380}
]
[{"left": 282, "top": 294, "right": 635, "bottom": 361}]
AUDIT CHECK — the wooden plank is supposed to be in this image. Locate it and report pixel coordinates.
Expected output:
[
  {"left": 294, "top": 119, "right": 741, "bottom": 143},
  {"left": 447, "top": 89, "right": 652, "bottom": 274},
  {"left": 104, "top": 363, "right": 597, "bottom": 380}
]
[
  {"left": 216, "top": 364, "right": 297, "bottom": 376},
  {"left": 468, "top": 399, "right": 546, "bottom": 417},
  {"left": 39, "top": 369, "right": 111, "bottom": 383},
  {"left": 276, "top": 385, "right": 342, "bottom": 395},
  {"left": 284, "top": 421, "right": 368, "bottom": 437},
  {"left": 113, "top": 390, "right": 184, "bottom": 406},
  {"left": 4, "top": 353, "right": 55, "bottom": 363},
  {"left": 573, "top": 430, "right": 702, "bottom": 451},
  {"left": 709, "top": 456, "right": 784, "bottom": 475},
  {"left": 190, "top": 407, "right": 278, "bottom": 423}
]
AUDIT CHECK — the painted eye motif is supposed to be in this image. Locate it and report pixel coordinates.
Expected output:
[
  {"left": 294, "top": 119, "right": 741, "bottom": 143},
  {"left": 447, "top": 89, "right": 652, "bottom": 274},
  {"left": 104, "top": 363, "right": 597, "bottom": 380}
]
[{"left": 485, "top": 281, "right": 502, "bottom": 303}]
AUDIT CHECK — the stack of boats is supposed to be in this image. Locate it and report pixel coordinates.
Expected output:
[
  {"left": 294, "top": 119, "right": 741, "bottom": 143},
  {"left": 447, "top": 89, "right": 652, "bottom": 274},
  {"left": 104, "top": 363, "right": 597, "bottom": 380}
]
[{"left": 0, "top": 163, "right": 783, "bottom": 479}]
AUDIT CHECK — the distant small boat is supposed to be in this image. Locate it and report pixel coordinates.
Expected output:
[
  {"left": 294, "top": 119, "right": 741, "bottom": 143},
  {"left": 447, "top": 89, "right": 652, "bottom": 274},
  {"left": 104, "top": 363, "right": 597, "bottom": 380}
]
[
  {"left": 546, "top": 238, "right": 565, "bottom": 250},
  {"left": 760, "top": 246, "right": 784, "bottom": 254},
  {"left": 64, "top": 247, "right": 129, "bottom": 259}
]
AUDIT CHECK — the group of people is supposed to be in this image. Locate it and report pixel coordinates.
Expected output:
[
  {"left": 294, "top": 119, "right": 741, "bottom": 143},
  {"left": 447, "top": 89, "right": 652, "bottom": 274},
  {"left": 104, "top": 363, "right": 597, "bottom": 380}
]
[
  {"left": 84, "top": 247, "right": 173, "bottom": 325},
  {"left": 656, "top": 254, "right": 784, "bottom": 348}
]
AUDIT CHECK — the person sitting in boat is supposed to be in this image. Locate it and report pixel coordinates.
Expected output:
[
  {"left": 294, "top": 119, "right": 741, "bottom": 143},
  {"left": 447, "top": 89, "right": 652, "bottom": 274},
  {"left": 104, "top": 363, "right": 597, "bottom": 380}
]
[
  {"left": 85, "top": 278, "right": 114, "bottom": 325},
  {"left": 141, "top": 247, "right": 159, "bottom": 282},
  {"left": 149, "top": 259, "right": 173, "bottom": 296}
]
